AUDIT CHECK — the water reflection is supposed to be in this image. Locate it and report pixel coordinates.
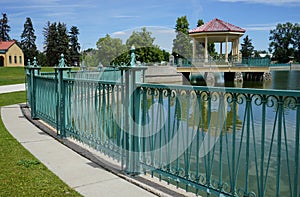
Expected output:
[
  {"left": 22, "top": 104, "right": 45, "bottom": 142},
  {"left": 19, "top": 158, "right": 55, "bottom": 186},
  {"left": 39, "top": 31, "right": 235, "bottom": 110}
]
[{"left": 192, "top": 71, "right": 300, "bottom": 90}]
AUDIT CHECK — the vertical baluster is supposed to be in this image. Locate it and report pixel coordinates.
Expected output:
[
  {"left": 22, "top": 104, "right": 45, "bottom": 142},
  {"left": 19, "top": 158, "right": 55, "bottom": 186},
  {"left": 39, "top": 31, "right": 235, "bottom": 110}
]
[
  {"left": 218, "top": 93, "right": 225, "bottom": 193},
  {"left": 260, "top": 96, "right": 266, "bottom": 196},
  {"left": 167, "top": 89, "right": 171, "bottom": 177},
  {"left": 185, "top": 90, "right": 191, "bottom": 192},
  {"left": 276, "top": 96, "right": 283, "bottom": 197},
  {"left": 158, "top": 89, "right": 163, "bottom": 180},
  {"left": 231, "top": 93, "right": 237, "bottom": 196},
  {"left": 294, "top": 97, "right": 300, "bottom": 197},
  {"left": 245, "top": 94, "right": 251, "bottom": 195}
]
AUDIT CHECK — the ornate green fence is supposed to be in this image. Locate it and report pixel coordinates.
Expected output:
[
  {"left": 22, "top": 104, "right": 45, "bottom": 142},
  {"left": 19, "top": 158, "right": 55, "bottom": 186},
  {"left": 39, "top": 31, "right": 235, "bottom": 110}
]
[{"left": 26, "top": 55, "right": 299, "bottom": 197}]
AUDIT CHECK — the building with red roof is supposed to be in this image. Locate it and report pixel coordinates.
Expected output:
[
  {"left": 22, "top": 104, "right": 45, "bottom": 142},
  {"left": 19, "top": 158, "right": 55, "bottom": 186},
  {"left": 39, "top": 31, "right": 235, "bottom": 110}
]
[
  {"left": 0, "top": 40, "right": 24, "bottom": 67},
  {"left": 189, "top": 18, "right": 246, "bottom": 63}
]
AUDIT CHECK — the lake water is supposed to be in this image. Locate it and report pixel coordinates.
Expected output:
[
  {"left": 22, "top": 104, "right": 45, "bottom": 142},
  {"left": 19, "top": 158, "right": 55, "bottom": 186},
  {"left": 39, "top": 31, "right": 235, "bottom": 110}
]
[
  {"left": 186, "top": 71, "right": 300, "bottom": 196},
  {"left": 230, "top": 71, "right": 300, "bottom": 90}
]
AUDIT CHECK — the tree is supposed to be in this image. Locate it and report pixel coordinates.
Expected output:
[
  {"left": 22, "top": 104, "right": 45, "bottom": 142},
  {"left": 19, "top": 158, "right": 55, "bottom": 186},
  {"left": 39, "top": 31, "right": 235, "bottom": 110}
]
[
  {"left": 126, "top": 27, "right": 164, "bottom": 63},
  {"left": 96, "top": 34, "right": 127, "bottom": 66},
  {"left": 241, "top": 35, "right": 254, "bottom": 58},
  {"left": 82, "top": 48, "right": 100, "bottom": 67},
  {"left": 20, "top": 17, "right": 37, "bottom": 63},
  {"left": 172, "top": 16, "right": 192, "bottom": 59},
  {"left": 44, "top": 22, "right": 70, "bottom": 66},
  {"left": 0, "top": 13, "right": 11, "bottom": 41},
  {"left": 44, "top": 22, "right": 58, "bottom": 66},
  {"left": 69, "top": 26, "right": 81, "bottom": 66},
  {"left": 57, "top": 22, "right": 70, "bottom": 63},
  {"left": 293, "top": 23, "right": 300, "bottom": 62},
  {"left": 269, "top": 22, "right": 294, "bottom": 63}
]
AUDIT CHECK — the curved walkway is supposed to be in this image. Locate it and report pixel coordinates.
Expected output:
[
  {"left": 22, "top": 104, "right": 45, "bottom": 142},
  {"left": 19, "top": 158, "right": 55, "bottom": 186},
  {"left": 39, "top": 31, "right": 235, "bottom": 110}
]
[
  {"left": 1, "top": 105, "right": 157, "bottom": 197},
  {"left": 0, "top": 83, "right": 26, "bottom": 94}
]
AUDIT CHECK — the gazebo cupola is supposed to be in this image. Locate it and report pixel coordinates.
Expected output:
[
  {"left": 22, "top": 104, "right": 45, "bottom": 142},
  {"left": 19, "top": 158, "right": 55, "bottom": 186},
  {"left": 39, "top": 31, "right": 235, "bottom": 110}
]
[{"left": 189, "top": 18, "right": 246, "bottom": 63}]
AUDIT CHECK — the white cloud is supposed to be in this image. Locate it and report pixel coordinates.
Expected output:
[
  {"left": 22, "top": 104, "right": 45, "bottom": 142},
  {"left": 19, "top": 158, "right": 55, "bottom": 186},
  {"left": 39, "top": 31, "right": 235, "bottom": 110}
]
[
  {"left": 244, "top": 23, "right": 276, "bottom": 31},
  {"left": 112, "top": 31, "right": 127, "bottom": 36},
  {"left": 217, "top": 0, "right": 300, "bottom": 5}
]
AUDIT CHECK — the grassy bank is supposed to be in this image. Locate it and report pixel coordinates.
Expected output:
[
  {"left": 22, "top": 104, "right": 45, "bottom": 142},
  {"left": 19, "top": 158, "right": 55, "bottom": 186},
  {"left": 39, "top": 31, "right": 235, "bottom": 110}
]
[
  {"left": 0, "top": 91, "right": 81, "bottom": 196},
  {"left": 0, "top": 67, "right": 77, "bottom": 86}
]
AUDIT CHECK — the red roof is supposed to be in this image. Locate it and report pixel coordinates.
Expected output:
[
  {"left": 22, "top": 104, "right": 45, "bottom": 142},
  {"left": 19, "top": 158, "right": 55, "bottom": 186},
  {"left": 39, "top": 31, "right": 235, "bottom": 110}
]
[
  {"left": 0, "top": 40, "right": 16, "bottom": 50},
  {"left": 189, "top": 18, "right": 246, "bottom": 34}
]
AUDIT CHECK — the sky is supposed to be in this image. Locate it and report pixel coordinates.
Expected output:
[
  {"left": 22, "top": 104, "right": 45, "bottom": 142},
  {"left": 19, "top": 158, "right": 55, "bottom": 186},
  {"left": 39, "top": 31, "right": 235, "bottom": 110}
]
[{"left": 2, "top": 0, "right": 300, "bottom": 53}]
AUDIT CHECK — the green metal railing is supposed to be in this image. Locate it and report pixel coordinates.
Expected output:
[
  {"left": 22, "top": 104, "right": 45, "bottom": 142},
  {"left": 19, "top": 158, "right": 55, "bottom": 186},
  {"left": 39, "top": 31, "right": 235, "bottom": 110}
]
[{"left": 25, "top": 54, "right": 300, "bottom": 197}]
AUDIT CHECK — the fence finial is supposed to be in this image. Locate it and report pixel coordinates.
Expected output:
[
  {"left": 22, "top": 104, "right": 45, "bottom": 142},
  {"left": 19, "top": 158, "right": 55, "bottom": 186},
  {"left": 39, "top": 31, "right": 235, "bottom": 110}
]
[
  {"left": 59, "top": 54, "right": 65, "bottom": 67},
  {"left": 33, "top": 57, "right": 37, "bottom": 67},
  {"left": 27, "top": 59, "right": 31, "bottom": 67},
  {"left": 130, "top": 45, "right": 136, "bottom": 67}
]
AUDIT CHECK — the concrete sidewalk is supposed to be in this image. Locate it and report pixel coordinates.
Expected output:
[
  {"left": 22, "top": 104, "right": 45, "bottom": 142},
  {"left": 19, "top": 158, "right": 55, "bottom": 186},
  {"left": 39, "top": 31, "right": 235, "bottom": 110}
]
[
  {"left": 1, "top": 104, "right": 157, "bottom": 197},
  {"left": 0, "top": 83, "right": 26, "bottom": 94}
]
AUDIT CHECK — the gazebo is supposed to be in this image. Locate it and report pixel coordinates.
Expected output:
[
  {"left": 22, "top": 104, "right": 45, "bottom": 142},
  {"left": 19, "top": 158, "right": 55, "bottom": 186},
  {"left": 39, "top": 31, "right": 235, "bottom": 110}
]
[{"left": 189, "top": 18, "right": 246, "bottom": 63}]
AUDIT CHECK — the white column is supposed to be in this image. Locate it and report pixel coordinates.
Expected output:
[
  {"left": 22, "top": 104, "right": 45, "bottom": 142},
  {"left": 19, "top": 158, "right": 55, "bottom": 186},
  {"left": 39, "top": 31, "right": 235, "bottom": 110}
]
[
  {"left": 192, "top": 38, "right": 196, "bottom": 62},
  {"left": 220, "top": 42, "right": 223, "bottom": 58},
  {"left": 205, "top": 36, "right": 208, "bottom": 63},
  {"left": 237, "top": 38, "right": 240, "bottom": 62},
  {"left": 225, "top": 35, "right": 228, "bottom": 63}
]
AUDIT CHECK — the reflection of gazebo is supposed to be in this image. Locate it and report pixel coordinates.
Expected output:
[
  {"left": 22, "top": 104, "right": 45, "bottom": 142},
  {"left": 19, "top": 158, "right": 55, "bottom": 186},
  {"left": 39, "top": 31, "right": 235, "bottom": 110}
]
[{"left": 189, "top": 18, "right": 246, "bottom": 63}]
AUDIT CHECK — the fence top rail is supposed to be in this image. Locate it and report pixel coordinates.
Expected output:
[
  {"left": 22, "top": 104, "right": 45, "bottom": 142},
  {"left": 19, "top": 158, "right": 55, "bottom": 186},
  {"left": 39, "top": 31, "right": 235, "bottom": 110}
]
[
  {"left": 138, "top": 83, "right": 300, "bottom": 97},
  {"left": 63, "top": 77, "right": 122, "bottom": 85},
  {"left": 35, "top": 75, "right": 56, "bottom": 80}
]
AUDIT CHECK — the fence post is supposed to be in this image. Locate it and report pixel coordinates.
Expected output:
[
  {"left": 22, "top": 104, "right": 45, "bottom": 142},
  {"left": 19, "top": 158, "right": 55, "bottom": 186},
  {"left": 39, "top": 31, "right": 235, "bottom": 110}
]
[
  {"left": 119, "top": 46, "right": 147, "bottom": 174},
  {"left": 55, "top": 54, "right": 71, "bottom": 138},
  {"left": 25, "top": 57, "right": 41, "bottom": 119}
]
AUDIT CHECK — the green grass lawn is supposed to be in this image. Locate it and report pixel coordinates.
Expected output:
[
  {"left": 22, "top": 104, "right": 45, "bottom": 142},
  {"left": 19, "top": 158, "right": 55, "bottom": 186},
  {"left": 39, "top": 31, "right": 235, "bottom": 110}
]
[
  {"left": 0, "top": 91, "right": 82, "bottom": 196},
  {"left": 0, "top": 67, "right": 78, "bottom": 86},
  {"left": 0, "top": 67, "right": 26, "bottom": 85}
]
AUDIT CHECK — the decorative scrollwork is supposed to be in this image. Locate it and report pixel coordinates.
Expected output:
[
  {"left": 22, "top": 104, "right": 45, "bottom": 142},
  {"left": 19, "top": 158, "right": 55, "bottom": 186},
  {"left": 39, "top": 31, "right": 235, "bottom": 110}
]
[
  {"left": 283, "top": 96, "right": 297, "bottom": 110},
  {"left": 237, "top": 93, "right": 247, "bottom": 104},
  {"left": 266, "top": 95, "right": 279, "bottom": 108}
]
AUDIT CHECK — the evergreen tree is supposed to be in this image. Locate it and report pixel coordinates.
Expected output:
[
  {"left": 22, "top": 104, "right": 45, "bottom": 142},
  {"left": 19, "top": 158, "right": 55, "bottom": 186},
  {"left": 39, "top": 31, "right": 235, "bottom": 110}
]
[
  {"left": 20, "top": 17, "right": 37, "bottom": 63},
  {"left": 57, "top": 22, "right": 70, "bottom": 63},
  {"left": 45, "top": 22, "right": 58, "bottom": 66},
  {"left": 44, "top": 22, "right": 70, "bottom": 66},
  {"left": 69, "top": 26, "right": 80, "bottom": 66},
  {"left": 172, "top": 16, "right": 192, "bottom": 60},
  {"left": 0, "top": 13, "right": 11, "bottom": 41},
  {"left": 241, "top": 35, "right": 255, "bottom": 58}
]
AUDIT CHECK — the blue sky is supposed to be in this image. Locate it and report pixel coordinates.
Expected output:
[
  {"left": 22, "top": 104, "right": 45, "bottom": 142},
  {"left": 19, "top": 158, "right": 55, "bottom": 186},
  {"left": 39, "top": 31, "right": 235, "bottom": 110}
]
[{"left": 2, "top": 0, "right": 300, "bottom": 52}]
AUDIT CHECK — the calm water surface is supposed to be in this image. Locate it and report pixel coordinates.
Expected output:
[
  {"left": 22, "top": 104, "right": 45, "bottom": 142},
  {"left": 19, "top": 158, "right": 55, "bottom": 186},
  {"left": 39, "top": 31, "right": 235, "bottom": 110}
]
[{"left": 190, "top": 71, "right": 300, "bottom": 196}]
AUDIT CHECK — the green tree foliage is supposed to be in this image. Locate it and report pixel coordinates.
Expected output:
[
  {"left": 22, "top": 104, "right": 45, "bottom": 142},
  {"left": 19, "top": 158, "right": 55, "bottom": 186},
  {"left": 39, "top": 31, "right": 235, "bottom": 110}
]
[
  {"left": 96, "top": 34, "right": 127, "bottom": 66},
  {"left": 44, "top": 22, "right": 58, "bottom": 66},
  {"left": 172, "top": 16, "right": 192, "bottom": 59},
  {"left": 82, "top": 48, "right": 100, "bottom": 67},
  {"left": 20, "top": 17, "right": 37, "bottom": 63},
  {"left": 57, "top": 22, "right": 70, "bottom": 63},
  {"left": 126, "top": 27, "right": 164, "bottom": 63},
  {"left": 241, "top": 35, "right": 254, "bottom": 58},
  {"left": 44, "top": 22, "right": 71, "bottom": 66},
  {"left": 0, "top": 13, "right": 11, "bottom": 41},
  {"left": 36, "top": 51, "right": 47, "bottom": 66},
  {"left": 293, "top": 23, "right": 300, "bottom": 62},
  {"left": 69, "top": 26, "right": 80, "bottom": 66},
  {"left": 269, "top": 22, "right": 300, "bottom": 63}
]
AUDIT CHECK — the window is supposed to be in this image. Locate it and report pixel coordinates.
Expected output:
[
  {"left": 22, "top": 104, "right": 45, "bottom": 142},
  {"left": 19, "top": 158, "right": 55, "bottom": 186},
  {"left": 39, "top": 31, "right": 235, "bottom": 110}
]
[
  {"left": 9, "top": 56, "right": 12, "bottom": 64},
  {"left": 14, "top": 56, "right": 17, "bottom": 64},
  {"left": 19, "top": 56, "right": 22, "bottom": 64}
]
